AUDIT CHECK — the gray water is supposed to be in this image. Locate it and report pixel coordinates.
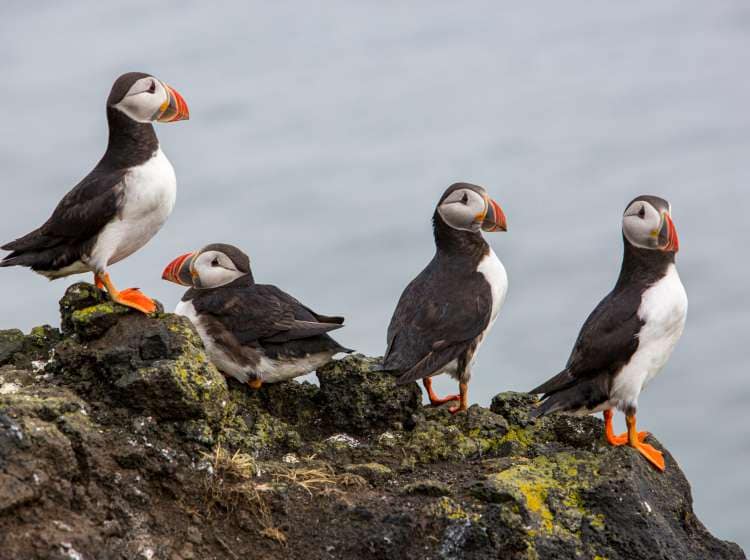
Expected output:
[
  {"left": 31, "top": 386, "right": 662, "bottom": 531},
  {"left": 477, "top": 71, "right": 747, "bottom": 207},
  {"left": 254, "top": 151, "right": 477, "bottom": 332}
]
[{"left": 1, "top": 1, "right": 748, "bottom": 549}]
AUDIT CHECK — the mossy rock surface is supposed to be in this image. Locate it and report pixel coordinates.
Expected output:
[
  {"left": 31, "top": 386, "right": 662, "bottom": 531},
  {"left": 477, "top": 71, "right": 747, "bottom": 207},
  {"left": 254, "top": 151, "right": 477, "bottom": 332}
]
[{"left": 0, "top": 283, "right": 743, "bottom": 560}]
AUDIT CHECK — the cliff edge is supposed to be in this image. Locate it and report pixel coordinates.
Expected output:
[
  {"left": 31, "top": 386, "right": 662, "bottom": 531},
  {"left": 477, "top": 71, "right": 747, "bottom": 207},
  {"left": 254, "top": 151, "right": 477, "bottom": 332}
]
[{"left": 0, "top": 283, "right": 744, "bottom": 560}]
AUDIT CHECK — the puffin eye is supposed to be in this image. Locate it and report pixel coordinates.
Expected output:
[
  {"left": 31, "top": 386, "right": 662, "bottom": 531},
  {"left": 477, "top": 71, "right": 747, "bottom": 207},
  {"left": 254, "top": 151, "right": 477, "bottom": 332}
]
[
  {"left": 211, "top": 258, "right": 220, "bottom": 267},
  {"left": 148, "top": 81, "right": 156, "bottom": 94},
  {"left": 638, "top": 206, "right": 646, "bottom": 219},
  {"left": 461, "top": 193, "right": 469, "bottom": 204}
]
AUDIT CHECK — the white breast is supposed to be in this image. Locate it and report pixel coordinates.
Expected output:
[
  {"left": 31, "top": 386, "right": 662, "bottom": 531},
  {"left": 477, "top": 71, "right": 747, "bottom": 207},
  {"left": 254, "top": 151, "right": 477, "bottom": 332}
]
[
  {"left": 88, "top": 148, "right": 176, "bottom": 270},
  {"left": 610, "top": 264, "right": 688, "bottom": 411},
  {"left": 477, "top": 248, "right": 508, "bottom": 324}
]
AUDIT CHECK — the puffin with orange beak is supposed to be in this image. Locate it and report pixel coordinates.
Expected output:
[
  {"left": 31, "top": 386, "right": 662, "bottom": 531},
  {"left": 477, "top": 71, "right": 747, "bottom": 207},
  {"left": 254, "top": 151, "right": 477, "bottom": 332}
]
[
  {"left": 0, "top": 72, "right": 189, "bottom": 313},
  {"left": 162, "top": 243, "right": 351, "bottom": 389},
  {"left": 383, "top": 183, "right": 509, "bottom": 414},
  {"left": 530, "top": 195, "right": 686, "bottom": 471}
]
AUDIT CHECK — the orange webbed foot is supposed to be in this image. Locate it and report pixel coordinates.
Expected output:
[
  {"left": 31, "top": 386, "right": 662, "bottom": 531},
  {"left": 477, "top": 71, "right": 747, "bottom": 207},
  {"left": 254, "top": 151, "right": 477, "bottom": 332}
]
[
  {"left": 422, "top": 377, "right": 460, "bottom": 407},
  {"left": 633, "top": 441, "right": 665, "bottom": 471},
  {"left": 607, "top": 431, "right": 650, "bottom": 446},
  {"left": 429, "top": 394, "right": 460, "bottom": 406},
  {"left": 113, "top": 288, "right": 157, "bottom": 314},
  {"left": 624, "top": 414, "right": 665, "bottom": 471},
  {"left": 248, "top": 378, "right": 263, "bottom": 390}
]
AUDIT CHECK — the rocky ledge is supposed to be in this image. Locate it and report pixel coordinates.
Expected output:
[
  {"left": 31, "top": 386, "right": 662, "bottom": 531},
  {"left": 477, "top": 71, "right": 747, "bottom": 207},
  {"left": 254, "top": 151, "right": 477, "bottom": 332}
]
[{"left": 0, "top": 283, "right": 744, "bottom": 560}]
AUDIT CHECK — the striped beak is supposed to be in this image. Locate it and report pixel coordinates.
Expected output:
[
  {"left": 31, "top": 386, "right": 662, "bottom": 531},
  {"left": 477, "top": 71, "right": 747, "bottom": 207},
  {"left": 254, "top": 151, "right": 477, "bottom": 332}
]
[
  {"left": 162, "top": 252, "right": 196, "bottom": 286},
  {"left": 156, "top": 82, "right": 189, "bottom": 122},
  {"left": 658, "top": 212, "right": 679, "bottom": 253},
  {"left": 481, "top": 198, "right": 508, "bottom": 232}
]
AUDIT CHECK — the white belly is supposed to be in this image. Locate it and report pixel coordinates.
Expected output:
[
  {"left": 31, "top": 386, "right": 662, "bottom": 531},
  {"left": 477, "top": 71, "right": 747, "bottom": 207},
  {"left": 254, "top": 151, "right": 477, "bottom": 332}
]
[
  {"left": 610, "top": 264, "right": 688, "bottom": 411},
  {"left": 175, "top": 300, "right": 335, "bottom": 385},
  {"left": 477, "top": 248, "right": 508, "bottom": 325},
  {"left": 88, "top": 148, "right": 176, "bottom": 270}
]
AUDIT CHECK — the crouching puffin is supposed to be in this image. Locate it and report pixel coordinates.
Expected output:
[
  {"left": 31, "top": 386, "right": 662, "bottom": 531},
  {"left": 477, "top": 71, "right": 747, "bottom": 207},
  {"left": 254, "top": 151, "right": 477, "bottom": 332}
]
[
  {"left": 383, "top": 183, "right": 508, "bottom": 414},
  {"left": 0, "top": 72, "right": 189, "bottom": 313},
  {"left": 530, "top": 195, "right": 686, "bottom": 471},
  {"left": 162, "top": 243, "right": 351, "bottom": 388}
]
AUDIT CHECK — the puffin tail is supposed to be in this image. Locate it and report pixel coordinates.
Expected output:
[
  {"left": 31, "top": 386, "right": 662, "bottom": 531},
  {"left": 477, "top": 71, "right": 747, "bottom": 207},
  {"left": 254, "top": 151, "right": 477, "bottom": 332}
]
[
  {"left": 529, "top": 368, "right": 575, "bottom": 395},
  {"left": 395, "top": 345, "right": 465, "bottom": 385}
]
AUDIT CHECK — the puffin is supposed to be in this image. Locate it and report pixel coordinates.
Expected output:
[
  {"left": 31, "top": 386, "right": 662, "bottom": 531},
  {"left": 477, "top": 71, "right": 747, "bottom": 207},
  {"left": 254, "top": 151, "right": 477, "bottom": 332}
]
[
  {"left": 383, "top": 183, "right": 508, "bottom": 414},
  {"left": 529, "top": 195, "right": 686, "bottom": 471},
  {"left": 0, "top": 72, "right": 189, "bottom": 313},
  {"left": 161, "top": 243, "right": 351, "bottom": 388}
]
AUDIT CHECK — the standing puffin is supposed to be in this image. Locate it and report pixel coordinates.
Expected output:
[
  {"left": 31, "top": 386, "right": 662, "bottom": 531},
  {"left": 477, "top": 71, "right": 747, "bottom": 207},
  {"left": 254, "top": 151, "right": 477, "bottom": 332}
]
[
  {"left": 162, "top": 243, "right": 351, "bottom": 388},
  {"left": 530, "top": 195, "right": 686, "bottom": 471},
  {"left": 383, "top": 183, "right": 508, "bottom": 414},
  {"left": 0, "top": 72, "right": 189, "bottom": 313}
]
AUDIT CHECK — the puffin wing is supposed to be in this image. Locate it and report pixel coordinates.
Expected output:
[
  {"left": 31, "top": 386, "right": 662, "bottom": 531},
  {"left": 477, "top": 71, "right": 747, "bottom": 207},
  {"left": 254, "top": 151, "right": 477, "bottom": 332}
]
[
  {"left": 193, "top": 284, "right": 343, "bottom": 348},
  {"left": 1, "top": 166, "right": 125, "bottom": 269},
  {"left": 529, "top": 287, "right": 642, "bottom": 415},
  {"left": 384, "top": 265, "right": 492, "bottom": 384}
]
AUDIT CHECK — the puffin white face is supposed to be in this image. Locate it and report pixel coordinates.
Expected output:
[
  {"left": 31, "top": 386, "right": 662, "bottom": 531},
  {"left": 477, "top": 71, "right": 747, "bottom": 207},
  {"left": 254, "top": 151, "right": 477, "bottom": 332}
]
[
  {"left": 190, "top": 250, "right": 247, "bottom": 288},
  {"left": 622, "top": 197, "right": 679, "bottom": 252},
  {"left": 113, "top": 77, "right": 169, "bottom": 123},
  {"left": 162, "top": 245, "right": 251, "bottom": 289},
  {"left": 436, "top": 185, "right": 508, "bottom": 233},
  {"left": 109, "top": 72, "right": 189, "bottom": 124}
]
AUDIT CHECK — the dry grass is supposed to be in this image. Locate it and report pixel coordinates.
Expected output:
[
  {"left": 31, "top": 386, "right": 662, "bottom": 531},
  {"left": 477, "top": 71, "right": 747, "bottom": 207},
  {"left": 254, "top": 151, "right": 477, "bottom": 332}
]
[{"left": 201, "top": 445, "right": 365, "bottom": 546}]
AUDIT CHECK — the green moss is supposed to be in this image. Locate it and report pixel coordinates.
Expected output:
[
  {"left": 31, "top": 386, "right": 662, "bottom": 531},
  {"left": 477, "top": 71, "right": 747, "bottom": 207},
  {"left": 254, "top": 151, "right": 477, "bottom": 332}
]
[
  {"left": 423, "top": 497, "right": 479, "bottom": 522},
  {"left": 71, "top": 302, "right": 121, "bottom": 322},
  {"left": 500, "top": 425, "right": 534, "bottom": 448},
  {"left": 489, "top": 453, "right": 603, "bottom": 540}
]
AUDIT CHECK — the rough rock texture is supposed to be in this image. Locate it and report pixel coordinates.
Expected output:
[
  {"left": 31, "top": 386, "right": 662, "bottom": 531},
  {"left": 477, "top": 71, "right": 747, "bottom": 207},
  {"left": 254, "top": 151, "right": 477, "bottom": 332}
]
[{"left": 0, "top": 282, "right": 744, "bottom": 560}]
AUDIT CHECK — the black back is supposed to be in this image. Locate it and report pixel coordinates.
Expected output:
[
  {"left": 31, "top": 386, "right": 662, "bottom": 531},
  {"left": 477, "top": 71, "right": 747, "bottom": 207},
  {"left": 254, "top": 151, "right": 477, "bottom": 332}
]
[{"left": 384, "top": 200, "right": 493, "bottom": 384}]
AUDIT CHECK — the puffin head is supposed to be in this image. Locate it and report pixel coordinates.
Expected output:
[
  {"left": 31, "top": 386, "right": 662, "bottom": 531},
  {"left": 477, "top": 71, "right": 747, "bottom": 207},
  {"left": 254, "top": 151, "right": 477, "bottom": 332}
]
[
  {"left": 162, "top": 243, "right": 252, "bottom": 289},
  {"left": 435, "top": 182, "right": 507, "bottom": 234},
  {"left": 107, "top": 72, "right": 189, "bottom": 124},
  {"left": 622, "top": 195, "right": 679, "bottom": 253}
]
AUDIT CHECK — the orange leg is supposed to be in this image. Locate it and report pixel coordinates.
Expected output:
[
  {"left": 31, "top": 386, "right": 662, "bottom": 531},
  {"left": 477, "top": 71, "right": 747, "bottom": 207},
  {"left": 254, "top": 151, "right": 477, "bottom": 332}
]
[
  {"left": 448, "top": 382, "right": 469, "bottom": 415},
  {"left": 604, "top": 409, "right": 649, "bottom": 446},
  {"left": 96, "top": 272, "right": 157, "bottom": 314},
  {"left": 626, "top": 414, "right": 665, "bottom": 471},
  {"left": 94, "top": 273, "right": 104, "bottom": 290},
  {"left": 248, "top": 378, "right": 263, "bottom": 390},
  {"left": 423, "top": 377, "right": 459, "bottom": 406}
]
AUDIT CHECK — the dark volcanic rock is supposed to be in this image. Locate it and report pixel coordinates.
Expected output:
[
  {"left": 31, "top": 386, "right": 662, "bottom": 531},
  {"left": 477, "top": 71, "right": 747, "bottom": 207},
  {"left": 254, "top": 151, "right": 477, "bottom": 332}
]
[
  {"left": 317, "top": 354, "right": 421, "bottom": 433},
  {"left": 0, "top": 283, "right": 743, "bottom": 560}
]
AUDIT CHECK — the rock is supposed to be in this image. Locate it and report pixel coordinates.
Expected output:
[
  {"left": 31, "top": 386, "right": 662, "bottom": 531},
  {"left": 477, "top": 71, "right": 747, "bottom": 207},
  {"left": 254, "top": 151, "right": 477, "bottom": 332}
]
[
  {"left": 401, "top": 479, "right": 452, "bottom": 497},
  {"left": 316, "top": 354, "right": 421, "bottom": 434},
  {"left": 52, "top": 283, "right": 229, "bottom": 423},
  {"left": 344, "top": 462, "right": 393, "bottom": 484},
  {"left": 0, "top": 285, "right": 742, "bottom": 560},
  {"left": 0, "top": 325, "right": 60, "bottom": 370}
]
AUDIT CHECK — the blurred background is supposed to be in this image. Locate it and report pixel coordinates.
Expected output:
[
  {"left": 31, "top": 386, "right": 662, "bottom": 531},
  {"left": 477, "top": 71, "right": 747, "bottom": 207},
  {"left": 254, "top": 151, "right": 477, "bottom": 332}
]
[{"left": 1, "top": 1, "right": 748, "bottom": 548}]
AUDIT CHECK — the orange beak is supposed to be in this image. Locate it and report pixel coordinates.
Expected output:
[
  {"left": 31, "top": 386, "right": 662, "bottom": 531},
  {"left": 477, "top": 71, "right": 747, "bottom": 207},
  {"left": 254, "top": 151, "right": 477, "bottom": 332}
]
[
  {"left": 660, "top": 212, "right": 679, "bottom": 253},
  {"left": 481, "top": 198, "right": 508, "bottom": 232},
  {"left": 156, "top": 82, "right": 189, "bottom": 122},
  {"left": 162, "top": 252, "right": 195, "bottom": 286}
]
